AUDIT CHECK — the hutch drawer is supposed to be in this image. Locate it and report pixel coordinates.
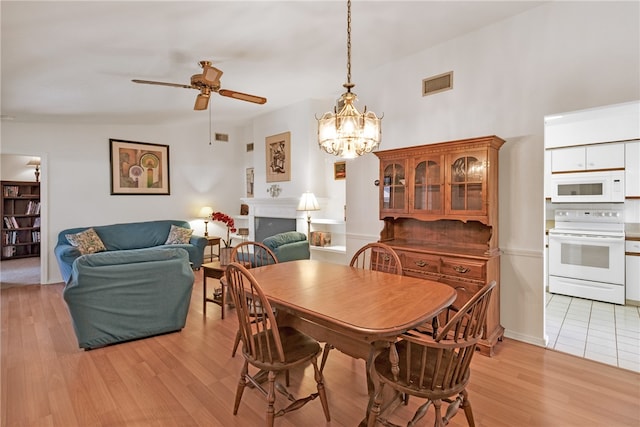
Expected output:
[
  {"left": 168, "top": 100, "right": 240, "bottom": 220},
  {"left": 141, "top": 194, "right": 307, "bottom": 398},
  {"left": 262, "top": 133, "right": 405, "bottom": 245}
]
[{"left": 440, "top": 256, "right": 485, "bottom": 281}]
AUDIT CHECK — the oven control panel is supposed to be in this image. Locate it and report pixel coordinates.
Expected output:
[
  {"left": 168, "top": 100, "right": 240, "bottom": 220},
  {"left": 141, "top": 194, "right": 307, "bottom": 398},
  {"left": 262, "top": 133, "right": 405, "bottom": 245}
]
[{"left": 554, "top": 209, "right": 623, "bottom": 223}]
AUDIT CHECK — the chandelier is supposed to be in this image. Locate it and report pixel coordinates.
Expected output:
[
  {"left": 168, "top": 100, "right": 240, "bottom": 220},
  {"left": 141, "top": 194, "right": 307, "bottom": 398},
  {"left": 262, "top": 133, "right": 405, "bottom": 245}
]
[{"left": 317, "top": 0, "right": 382, "bottom": 159}]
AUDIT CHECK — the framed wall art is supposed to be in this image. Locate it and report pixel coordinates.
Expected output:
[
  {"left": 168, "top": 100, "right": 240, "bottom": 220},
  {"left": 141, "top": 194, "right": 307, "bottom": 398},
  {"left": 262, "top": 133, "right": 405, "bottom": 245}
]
[
  {"left": 265, "top": 131, "right": 291, "bottom": 183},
  {"left": 246, "top": 167, "right": 254, "bottom": 198},
  {"left": 334, "top": 161, "right": 346, "bottom": 180},
  {"left": 109, "top": 139, "right": 170, "bottom": 195}
]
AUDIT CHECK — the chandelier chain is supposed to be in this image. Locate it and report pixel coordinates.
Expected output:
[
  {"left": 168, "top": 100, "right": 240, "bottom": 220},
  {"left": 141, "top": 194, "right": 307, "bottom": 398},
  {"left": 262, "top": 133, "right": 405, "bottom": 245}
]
[{"left": 346, "top": 0, "right": 352, "bottom": 87}]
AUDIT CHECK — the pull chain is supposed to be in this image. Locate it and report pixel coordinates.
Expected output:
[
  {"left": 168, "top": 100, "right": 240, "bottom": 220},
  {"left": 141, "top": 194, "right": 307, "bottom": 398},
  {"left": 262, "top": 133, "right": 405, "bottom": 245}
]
[
  {"left": 209, "top": 101, "right": 212, "bottom": 145},
  {"left": 346, "top": 0, "right": 351, "bottom": 86}
]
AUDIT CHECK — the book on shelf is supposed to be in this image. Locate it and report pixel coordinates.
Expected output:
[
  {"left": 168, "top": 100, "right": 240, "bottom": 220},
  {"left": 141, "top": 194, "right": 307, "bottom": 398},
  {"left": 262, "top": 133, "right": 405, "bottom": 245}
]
[
  {"left": 3, "top": 216, "right": 19, "bottom": 229},
  {"left": 2, "top": 231, "right": 18, "bottom": 245},
  {"left": 3, "top": 186, "right": 19, "bottom": 197},
  {"left": 25, "top": 201, "right": 41, "bottom": 215},
  {"left": 33, "top": 217, "right": 41, "bottom": 228},
  {"left": 2, "top": 246, "right": 16, "bottom": 257}
]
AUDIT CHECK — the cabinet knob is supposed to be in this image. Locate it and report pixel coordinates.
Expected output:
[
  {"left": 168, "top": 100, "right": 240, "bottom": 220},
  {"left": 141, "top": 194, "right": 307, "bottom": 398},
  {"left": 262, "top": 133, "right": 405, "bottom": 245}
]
[
  {"left": 453, "top": 265, "right": 470, "bottom": 274},
  {"left": 415, "top": 260, "right": 429, "bottom": 268}
]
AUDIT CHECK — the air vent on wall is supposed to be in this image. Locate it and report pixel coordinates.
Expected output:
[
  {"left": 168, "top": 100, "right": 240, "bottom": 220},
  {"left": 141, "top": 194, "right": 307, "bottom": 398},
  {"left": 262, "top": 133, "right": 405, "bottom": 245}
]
[
  {"left": 422, "top": 71, "right": 453, "bottom": 96},
  {"left": 215, "top": 133, "right": 229, "bottom": 142}
]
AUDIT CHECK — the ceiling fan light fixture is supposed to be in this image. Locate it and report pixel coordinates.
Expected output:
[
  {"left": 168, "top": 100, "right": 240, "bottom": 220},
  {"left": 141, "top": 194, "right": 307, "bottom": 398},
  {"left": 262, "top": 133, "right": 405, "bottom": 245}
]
[{"left": 317, "top": 0, "right": 382, "bottom": 159}]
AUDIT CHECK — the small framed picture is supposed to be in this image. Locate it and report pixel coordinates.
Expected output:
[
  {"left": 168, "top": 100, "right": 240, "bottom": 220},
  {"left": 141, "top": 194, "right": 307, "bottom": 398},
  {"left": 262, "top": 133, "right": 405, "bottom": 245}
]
[
  {"left": 246, "top": 167, "right": 254, "bottom": 198},
  {"left": 109, "top": 139, "right": 170, "bottom": 195},
  {"left": 334, "top": 161, "right": 346, "bottom": 180},
  {"left": 265, "top": 132, "right": 291, "bottom": 183}
]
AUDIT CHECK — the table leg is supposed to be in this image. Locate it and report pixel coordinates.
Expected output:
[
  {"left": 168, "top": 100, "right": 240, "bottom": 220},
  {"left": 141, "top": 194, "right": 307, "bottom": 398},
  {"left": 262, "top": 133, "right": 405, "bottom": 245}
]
[
  {"left": 203, "top": 273, "right": 208, "bottom": 315},
  {"left": 220, "top": 278, "right": 225, "bottom": 319}
]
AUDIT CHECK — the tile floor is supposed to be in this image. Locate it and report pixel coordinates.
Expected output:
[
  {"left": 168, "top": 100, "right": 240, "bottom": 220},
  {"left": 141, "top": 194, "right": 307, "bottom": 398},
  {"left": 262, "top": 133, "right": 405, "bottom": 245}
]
[{"left": 546, "top": 292, "right": 640, "bottom": 372}]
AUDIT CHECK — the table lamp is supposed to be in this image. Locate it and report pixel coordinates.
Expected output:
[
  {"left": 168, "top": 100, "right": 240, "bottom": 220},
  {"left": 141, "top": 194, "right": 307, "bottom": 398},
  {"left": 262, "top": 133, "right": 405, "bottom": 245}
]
[
  {"left": 26, "top": 158, "right": 41, "bottom": 182},
  {"left": 199, "top": 206, "right": 214, "bottom": 236},
  {"left": 296, "top": 192, "right": 320, "bottom": 241}
]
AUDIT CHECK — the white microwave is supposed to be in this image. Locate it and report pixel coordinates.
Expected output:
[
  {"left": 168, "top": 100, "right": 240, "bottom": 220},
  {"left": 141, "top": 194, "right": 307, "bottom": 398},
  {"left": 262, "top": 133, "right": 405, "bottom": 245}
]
[{"left": 551, "top": 170, "right": 625, "bottom": 203}]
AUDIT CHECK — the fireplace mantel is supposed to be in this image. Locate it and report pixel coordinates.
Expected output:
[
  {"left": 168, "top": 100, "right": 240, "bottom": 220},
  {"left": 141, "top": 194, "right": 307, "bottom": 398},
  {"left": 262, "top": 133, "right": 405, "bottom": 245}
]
[{"left": 240, "top": 198, "right": 305, "bottom": 241}]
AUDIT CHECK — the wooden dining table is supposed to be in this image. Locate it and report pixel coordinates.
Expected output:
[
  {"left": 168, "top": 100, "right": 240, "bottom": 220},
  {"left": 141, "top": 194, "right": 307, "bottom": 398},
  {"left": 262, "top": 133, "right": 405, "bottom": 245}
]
[{"left": 245, "top": 259, "right": 457, "bottom": 425}]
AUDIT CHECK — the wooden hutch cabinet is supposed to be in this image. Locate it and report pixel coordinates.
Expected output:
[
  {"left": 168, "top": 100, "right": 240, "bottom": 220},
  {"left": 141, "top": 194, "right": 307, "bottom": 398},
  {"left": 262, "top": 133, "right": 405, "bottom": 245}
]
[
  {"left": 375, "top": 135, "right": 505, "bottom": 356},
  {"left": 1, "top": 181, "right": 41, "bottom": 260}
]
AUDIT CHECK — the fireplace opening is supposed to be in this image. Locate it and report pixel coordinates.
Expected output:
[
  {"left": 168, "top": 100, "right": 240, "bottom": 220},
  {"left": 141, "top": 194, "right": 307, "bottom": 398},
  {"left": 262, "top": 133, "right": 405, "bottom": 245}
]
[{"left": 254, "top": 217, "right": 297, "bottom": 242}]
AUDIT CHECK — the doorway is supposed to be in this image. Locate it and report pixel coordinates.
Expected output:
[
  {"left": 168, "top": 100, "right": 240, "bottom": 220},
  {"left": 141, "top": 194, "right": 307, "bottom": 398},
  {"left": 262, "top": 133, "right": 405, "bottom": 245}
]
[{"left": 0, "top": 153, "right": 45, "bottom": 287}]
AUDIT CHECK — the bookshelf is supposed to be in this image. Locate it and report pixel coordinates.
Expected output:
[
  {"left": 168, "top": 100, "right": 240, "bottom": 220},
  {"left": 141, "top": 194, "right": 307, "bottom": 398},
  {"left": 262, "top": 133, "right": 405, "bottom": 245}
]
[{"left": 1, "top": 181, "right": 41, "bottom": 259}]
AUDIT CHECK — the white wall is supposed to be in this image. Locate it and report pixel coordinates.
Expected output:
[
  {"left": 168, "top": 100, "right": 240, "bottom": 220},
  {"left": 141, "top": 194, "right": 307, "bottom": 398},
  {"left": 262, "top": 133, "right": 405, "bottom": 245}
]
[{"left": 345, "top": 1, "right": 639, "bottom": 346}]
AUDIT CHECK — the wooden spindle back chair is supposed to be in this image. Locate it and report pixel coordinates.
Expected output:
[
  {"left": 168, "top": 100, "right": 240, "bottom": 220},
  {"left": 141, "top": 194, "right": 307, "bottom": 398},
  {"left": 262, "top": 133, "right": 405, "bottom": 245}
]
[
  {"left": 225, "top": 262, "right": 330, "bottom": 426},
  {"left": 229, "top": 241, "right": 278, "bottom": 357},
  {"left": 368, "top": 280, "right": 496, "bottom": 427},
  {"left": 350, "top": 242, "right": 403, "bottom": 275}
]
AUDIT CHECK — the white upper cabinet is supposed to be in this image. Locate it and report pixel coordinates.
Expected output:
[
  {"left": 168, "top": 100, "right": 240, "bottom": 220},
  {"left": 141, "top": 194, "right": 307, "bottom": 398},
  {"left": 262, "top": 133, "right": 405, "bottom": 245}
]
[
  {"left": 550, "top": 143, "right": 625, "bottom": 173},
  {"left": 545, "top": 100, "right": 639, "bottom": 149},
  {"left": 626, "top": 140, "right": 640, "bottom": 197}
]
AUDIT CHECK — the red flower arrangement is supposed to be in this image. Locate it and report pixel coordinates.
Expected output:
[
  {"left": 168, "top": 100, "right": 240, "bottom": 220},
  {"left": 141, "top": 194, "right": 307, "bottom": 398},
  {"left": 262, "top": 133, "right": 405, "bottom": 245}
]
[{"left": 211, "top": 212, "right": 236, "bottom": 247}]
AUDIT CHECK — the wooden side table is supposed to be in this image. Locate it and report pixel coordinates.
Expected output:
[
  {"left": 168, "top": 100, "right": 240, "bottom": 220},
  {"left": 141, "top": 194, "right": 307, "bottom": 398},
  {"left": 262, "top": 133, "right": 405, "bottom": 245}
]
[
  {"left": 204, "top": 236, "right": 221, "bottom": 262},
  {"left": 202, "top": 261, "right": 228, "bottom": 319}
]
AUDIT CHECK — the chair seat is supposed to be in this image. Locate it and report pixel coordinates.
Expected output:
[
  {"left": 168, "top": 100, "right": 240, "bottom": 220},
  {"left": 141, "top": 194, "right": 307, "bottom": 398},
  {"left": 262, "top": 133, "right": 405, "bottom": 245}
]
[
  {"left": 374, "top": 340, "right": 470, "bottom": 401},
  {"left": 248, "top": 326, "right": 321, "bottom": 369}
]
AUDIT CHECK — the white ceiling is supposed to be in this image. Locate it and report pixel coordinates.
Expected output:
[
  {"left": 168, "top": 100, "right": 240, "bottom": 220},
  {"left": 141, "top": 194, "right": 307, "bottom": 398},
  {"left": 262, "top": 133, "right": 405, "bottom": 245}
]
[{"left": 1, "top": 1, "right": 544, "bottom": 126}]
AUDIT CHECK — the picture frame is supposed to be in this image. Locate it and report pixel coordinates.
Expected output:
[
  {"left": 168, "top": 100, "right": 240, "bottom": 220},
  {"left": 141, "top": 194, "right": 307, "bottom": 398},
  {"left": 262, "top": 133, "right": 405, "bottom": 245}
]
[
  {"left": 265, "top": 131, "right": 291, "bottom": 183},
  {"left": 109, "top": 139, "right": 170, "bottom": 195},
  {"left": 334, "top": 161, "right": 346, "bottom": 180},
  {"left": 246, "top": 167, "right": 254, "bottom": 198}
]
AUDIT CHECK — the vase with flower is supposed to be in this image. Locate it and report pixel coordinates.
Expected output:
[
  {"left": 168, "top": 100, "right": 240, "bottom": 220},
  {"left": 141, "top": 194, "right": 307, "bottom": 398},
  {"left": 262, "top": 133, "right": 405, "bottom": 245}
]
[{"left": 212, "top": 212, "right": 236, "bottom": 265}]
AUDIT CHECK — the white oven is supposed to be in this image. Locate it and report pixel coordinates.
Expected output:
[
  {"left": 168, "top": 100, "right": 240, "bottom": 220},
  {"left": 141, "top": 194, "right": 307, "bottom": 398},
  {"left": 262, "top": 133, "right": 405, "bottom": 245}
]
[
  {"left": 548, "top": 209, "right": 625, "bottom": 304},
  {"left": 551, "top": 170, "right": 625, "bottom": 203}
]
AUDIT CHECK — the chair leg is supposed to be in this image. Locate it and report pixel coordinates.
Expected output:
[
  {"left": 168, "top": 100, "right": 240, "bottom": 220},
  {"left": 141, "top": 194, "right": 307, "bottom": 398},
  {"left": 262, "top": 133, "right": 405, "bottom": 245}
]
[
  {"left": 233, "top": 361, "right": 249, "bottom": 415},
  {"left": 231, "top": 330, "right": 241, "bottom": 357},
  {"left": 461, "top": 390, "right": 475, "bottom": 427},
  {"left": 266, "top": 370, "right": 276, "bottom": 427},
  {"left": 312, "top": 358, "right": 331, "bottom": 421},
  {"left": 433, "top": 399, "right": 444, "bottom": 427}
]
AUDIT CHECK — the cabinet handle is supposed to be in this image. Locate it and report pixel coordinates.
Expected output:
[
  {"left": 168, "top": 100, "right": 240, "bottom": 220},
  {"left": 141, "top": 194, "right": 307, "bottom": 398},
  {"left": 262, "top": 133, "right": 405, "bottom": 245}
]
[
  {"left": 415, "top": 260, "right": 429, "bottom": 268},
  {"left": 453, "top": 265, "right": 470, "bottom": 274}
]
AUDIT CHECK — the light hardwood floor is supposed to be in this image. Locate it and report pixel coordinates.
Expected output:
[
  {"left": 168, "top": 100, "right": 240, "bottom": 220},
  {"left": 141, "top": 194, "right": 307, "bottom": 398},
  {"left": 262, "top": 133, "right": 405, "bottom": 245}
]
[{"left": 2, "top": 270, "right": 639, "bottom": 427}]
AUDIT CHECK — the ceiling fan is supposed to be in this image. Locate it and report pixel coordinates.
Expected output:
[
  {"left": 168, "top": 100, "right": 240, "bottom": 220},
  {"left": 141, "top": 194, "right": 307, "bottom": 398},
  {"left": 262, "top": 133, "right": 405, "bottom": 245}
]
[{"left": 132, "top": 60, "right": 267, "bottom": 110}]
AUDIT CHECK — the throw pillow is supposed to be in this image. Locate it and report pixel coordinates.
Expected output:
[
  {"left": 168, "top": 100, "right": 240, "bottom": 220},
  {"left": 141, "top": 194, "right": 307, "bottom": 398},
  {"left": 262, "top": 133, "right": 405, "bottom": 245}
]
[
  {"left": 65, "top": 228, "right": 107, "bottom": 255},
  {"left": 165, "top": 224, "right": 193, "bottom": 244}
]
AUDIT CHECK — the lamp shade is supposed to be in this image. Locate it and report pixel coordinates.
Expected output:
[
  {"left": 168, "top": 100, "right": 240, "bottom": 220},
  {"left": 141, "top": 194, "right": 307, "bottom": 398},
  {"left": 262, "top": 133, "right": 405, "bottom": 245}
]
[
  {"left": 26, "top": 158, "right": 41, "bottom": 167},
  {"left": 199, "top": 206, "right": 214, "bottom": 218},
  {"left": 296, "top": 192, "right": 320, "bottom": 211}
]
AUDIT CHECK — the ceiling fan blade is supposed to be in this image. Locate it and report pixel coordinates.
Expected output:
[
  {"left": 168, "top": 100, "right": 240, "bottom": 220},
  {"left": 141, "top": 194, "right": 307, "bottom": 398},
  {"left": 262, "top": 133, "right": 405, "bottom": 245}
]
[
  {"left": 201, "top": 64, "right": 223, "bottom": 85},
  {"left": 132, "top": 79, "right": 193, "bottom": 89},
  {"left": 194, "top": 93, "right": 210, "bottom": 110},
  {"left": 218, "top": 89, "right": 267, "bottom": 105}
]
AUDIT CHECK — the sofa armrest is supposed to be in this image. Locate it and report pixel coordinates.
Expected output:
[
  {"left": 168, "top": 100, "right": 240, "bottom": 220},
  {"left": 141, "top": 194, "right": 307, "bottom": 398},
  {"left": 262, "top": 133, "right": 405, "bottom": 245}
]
[
  {"left": 188, "top": 235, "right": 208, "bottom": 268},
  {"left": 54, "top": 243, "right": 82, "bottom": 283},
  {"left": 274, "top": 240, "right": 310, "bottom": 262}
]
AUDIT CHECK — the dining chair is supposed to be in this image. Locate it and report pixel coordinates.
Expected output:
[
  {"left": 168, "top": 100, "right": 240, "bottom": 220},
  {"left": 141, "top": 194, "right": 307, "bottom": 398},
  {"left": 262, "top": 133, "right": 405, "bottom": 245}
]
[
  {"left": 320, "top": 242, "right": 403, "bottom": 373},
  {"left": 224, "top": 262, "right": 331, "bottom": 427},
  {"left": 367, "top": 280, "right": 496, "bottom": 427},
  {"left": 349, "top": 242, "right": 403, "bottom": 275},
  {"left": 230, "top": 241, "right": 279, "bottom": 357}
]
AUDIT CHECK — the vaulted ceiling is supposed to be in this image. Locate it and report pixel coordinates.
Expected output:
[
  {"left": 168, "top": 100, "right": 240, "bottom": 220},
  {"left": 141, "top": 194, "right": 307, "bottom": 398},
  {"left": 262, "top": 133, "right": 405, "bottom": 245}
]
[{"left": 1, "top": 1, "right": 544, "bottom": 126}]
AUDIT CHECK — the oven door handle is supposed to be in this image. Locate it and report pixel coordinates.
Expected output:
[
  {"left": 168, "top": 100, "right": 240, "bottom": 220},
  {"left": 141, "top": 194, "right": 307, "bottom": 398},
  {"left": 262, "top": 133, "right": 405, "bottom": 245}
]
[{"left": 548, "top": 233, "right": 624, "bottom": 244}]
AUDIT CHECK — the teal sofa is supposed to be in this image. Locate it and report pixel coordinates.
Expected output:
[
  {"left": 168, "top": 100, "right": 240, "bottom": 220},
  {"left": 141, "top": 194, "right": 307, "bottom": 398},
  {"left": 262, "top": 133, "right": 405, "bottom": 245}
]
[
  {"left": 262, "top": 231, "right": 310, "bottom": 262},
  {"left": 55, "top": 219, "right": 207, "bottom": 283},
  {"left": 63, "top": 247, "right": 195, "bottom": 349}
]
